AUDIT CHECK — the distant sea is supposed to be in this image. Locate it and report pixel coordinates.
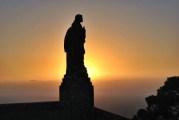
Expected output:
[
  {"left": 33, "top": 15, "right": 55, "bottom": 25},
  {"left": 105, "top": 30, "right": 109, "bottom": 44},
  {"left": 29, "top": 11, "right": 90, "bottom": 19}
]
[{"left": 0, "top": 78, "right": 165, "bottom": 118}]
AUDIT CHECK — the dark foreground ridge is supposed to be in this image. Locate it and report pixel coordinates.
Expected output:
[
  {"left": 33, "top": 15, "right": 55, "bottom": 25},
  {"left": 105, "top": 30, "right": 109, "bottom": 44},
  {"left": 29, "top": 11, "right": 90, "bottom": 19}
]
[
  {"left": 133, "top": 76, "right": 179, "bottom": 120},
  {"left": 0, "top": 101, "right": 128, "bottom": 120}
]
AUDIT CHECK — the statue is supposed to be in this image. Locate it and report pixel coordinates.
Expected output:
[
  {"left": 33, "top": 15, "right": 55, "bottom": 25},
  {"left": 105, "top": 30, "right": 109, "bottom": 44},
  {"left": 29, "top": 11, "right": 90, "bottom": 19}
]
[
  {"left": 60, "top": 14, "right": 94, "bottom": 120},
  {"left": 64, "top": 14, "right": 87, "bottom": 76}
]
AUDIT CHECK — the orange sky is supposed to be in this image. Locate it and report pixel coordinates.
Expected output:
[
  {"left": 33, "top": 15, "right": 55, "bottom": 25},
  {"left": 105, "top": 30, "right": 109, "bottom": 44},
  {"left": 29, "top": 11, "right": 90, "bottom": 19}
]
[{"left": 0, "top": 1, "right": 178, "bottom": 81}]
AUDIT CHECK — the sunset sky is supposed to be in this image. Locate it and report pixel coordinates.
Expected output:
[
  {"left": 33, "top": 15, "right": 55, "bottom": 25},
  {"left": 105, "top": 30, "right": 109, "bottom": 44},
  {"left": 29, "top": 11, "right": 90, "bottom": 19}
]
[{"left": 0, "top": 0, "right": 178, "bottom": 81}]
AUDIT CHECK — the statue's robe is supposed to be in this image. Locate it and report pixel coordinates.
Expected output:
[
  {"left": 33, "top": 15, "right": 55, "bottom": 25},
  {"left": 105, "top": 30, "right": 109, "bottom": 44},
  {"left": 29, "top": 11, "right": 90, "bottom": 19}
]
[{"left": 64, "top": 21, "right": 86, "bottom": 75}]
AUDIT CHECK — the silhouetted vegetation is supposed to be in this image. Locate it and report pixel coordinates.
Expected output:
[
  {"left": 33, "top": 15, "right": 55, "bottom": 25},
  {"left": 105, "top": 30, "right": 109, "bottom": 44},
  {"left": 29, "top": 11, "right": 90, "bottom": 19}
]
[{"left": 133, "top": 76, "right": 179, "bottom": 120}]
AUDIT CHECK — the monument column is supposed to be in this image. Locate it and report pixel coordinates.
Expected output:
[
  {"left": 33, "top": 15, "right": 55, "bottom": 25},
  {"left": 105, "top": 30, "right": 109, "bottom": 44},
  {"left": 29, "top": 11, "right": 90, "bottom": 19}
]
[{"left": 59, "top": 14, "right": 94, "bottom": 120}]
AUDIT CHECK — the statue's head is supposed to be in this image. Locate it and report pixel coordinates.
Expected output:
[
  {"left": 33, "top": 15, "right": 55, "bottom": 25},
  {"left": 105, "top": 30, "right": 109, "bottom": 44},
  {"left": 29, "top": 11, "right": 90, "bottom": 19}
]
[{"left": 75, "top": 14, "right": 83, "bottom": 23}]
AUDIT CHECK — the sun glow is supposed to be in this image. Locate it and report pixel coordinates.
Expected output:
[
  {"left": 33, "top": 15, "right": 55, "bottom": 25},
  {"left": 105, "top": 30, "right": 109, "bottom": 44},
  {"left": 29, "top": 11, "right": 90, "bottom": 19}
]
[
  {"left": 57, "top": 55, "right": 103, "bottom": 80},
  {"left": 85, "top": 59, "right": 102, "bottom": 80}
]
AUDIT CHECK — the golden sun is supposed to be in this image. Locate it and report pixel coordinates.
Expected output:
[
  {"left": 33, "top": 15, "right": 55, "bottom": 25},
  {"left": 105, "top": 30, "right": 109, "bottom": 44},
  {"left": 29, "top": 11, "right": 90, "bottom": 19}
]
[{"left": 85, "top": 59, "right": 102, "bottom": 80}]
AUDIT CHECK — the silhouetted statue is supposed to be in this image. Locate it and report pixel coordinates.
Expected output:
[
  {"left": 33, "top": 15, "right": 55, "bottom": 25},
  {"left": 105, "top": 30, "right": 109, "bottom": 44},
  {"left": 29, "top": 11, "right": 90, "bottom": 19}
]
[
  {"left": 64, "top": 14, "right": 87, "bottom": 76},
  {"left": 60, "top": 14, "right": 94, "bottom": 120}
]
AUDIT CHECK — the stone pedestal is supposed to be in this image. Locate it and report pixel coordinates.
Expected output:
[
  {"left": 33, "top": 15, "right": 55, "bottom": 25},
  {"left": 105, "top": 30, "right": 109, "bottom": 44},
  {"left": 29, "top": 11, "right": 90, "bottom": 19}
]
[{"left": 59, "top": 68, "right": 94, "bottom": 120}]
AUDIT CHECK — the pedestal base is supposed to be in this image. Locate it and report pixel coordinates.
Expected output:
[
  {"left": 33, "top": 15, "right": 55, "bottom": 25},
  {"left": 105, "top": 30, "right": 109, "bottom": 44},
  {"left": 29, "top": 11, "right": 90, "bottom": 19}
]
[{"left": 59, "top": 74, "right": 94, "bottom": 120}]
